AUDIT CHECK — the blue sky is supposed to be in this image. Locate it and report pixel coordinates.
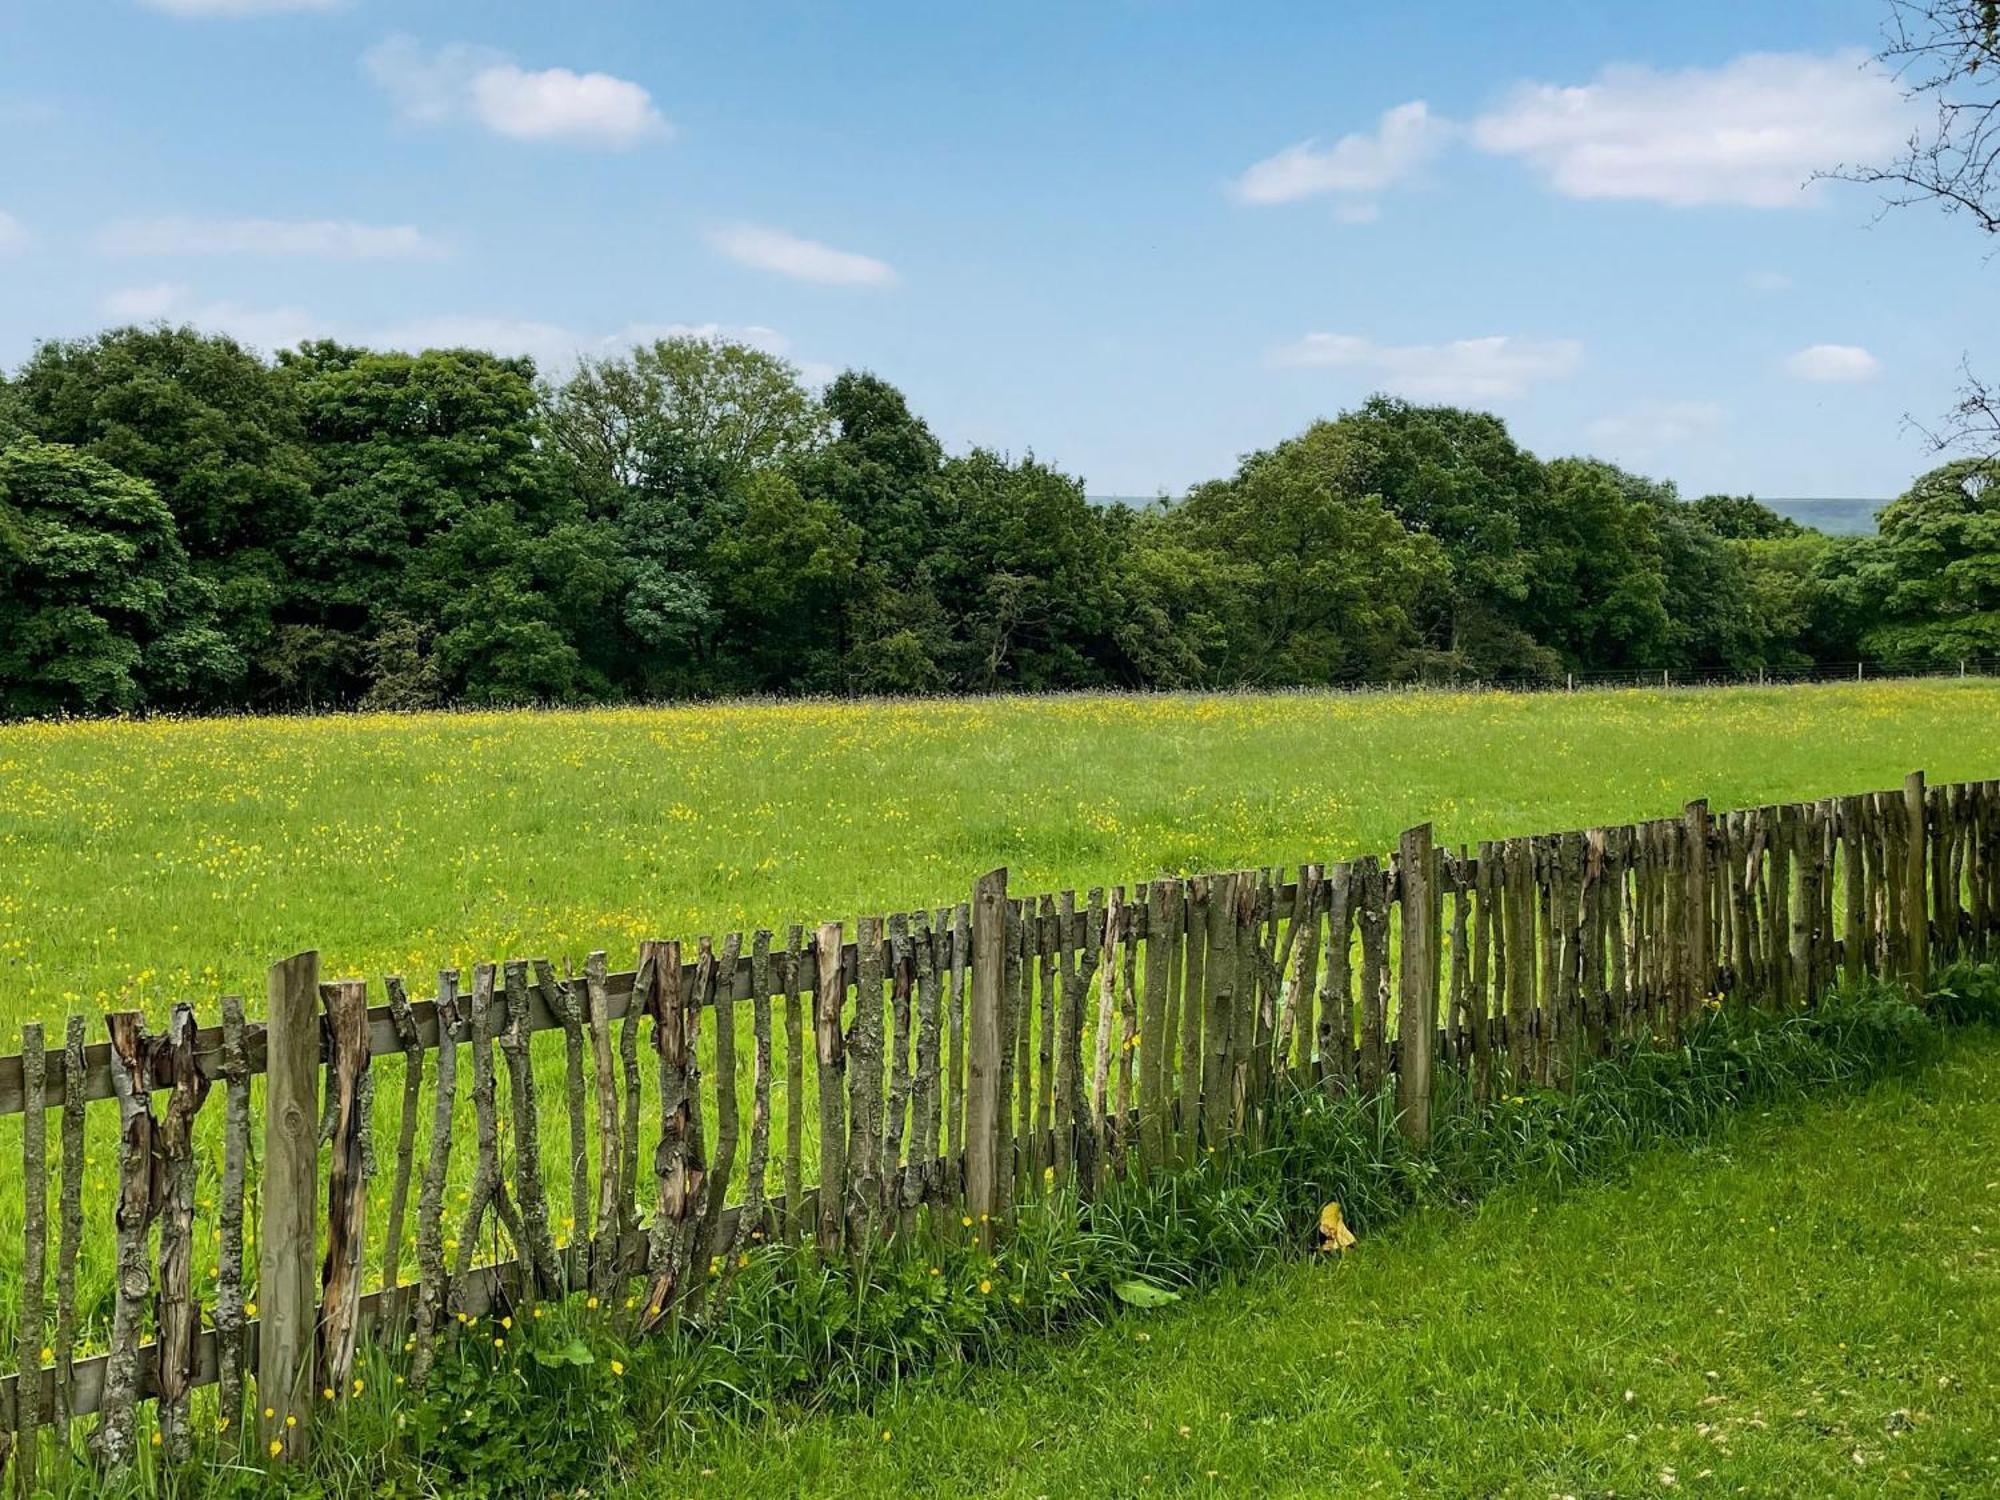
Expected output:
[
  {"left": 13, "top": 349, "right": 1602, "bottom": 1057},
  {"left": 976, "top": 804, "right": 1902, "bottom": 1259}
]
[{"left": 0, "top": 0, "right": 1988, "bottom": 501}]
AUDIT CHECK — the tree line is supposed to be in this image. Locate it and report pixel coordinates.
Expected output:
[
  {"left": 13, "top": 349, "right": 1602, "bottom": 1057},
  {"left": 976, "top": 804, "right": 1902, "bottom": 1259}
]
[{"left": 0, "top": 325, "right": 1994, "bottom": 716}]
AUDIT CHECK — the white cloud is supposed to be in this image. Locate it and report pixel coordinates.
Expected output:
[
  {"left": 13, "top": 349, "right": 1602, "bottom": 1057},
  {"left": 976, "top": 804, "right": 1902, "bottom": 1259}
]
[
  {"left": 139, "top": 0, "right": 342, "bottom": 15},
  {"left": 1471, "top": 51, "right": 1909, "bottom": 208},
  {"left": 1271, "top": 333, "right": 1583, "bottom": 401},
  {"left": 364, "top": 36, "right": 669, "bottom": 148},
  {"left": 707, "top": 224, "right": 897, "bottom": 287},
  {"left": 1233, "top": 100, "right": 1450, "bottom": 206},
  {"left": 88, "top": 287, "right": 831, "bottom": 378},
  {"left": 101, "top": 283, "right": 191, "bottom": 320},
  {"left": 1784, "top": 343, "right": 1880, "bottom": 382},
  {"left": 97, "top": 215, "right": 447, "bottom": 260},
  {"left": 0, "top": 211, "right": 26, "bottom": 254},
  {"left": 1586, "top": 399, "right": 1724, "bottom": 451},
  {"left": 100, "top": 284, "right": 325, "bottom": 348},
  {"left": 1744, "top": 269, "right": 1793, "bottom": 294}
]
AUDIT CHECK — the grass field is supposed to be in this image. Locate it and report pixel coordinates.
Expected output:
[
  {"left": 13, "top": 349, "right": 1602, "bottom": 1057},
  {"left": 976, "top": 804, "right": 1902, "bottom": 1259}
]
[
  {"left": 2, "top": 679, "right": 1997, "bottom": 1023},
  {"left": 651, "top": 1026, "right": 2000, "bottom": 1498}
]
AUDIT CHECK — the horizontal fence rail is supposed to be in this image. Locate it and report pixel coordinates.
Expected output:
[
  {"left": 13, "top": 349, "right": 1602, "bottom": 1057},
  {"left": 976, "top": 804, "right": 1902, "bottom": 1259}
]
[{"left": 0, "top": 771, "right": 1995, "bottom": 1481}]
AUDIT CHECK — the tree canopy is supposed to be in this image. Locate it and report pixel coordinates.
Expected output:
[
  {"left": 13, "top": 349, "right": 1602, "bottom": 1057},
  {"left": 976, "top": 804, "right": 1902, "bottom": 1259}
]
[{"left": 0, "top": 323, "right": 1971, "bottom": 716}]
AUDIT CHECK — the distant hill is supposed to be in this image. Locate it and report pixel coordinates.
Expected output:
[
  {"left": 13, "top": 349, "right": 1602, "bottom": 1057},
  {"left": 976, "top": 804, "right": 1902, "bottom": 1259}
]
[
  {"left": 1091, "top": 493, "right": 1885, "bottom": 534},
  {"left": 1763, "top": 498, "right": 1880, "bottom": 535}
]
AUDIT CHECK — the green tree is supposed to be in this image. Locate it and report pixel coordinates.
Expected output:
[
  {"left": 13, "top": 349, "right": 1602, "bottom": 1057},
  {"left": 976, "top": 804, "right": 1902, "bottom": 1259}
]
[
  {"left": 708, "top": 469, "right": 861, "bottom": 692},
  {"left": 1322, "top": 398, "right": 1560, "bottom": 676},
  {"left": 1153, "top": 422, "right": 1446, "bottom": 684},
  {"left": 1528, "top": 459, "right": 1671, "bottom": 669},
  {"left": 1833, "top": 458, "right": 2000, "bottom": 664},
  {"left": 1688, "top": 493, "right": 1803, "bottom": 541},
  {"left": 276, "top": 342, "right": 567, "bottom": 704},
  {"left": 8, "top": 326, "right": 311, "bottom": 687},
  {"left": 0, "top": 439, "right": 239, "bottom": 714},
  {"left": 546, "top": 335, "right": 826, "bottom": 500}
]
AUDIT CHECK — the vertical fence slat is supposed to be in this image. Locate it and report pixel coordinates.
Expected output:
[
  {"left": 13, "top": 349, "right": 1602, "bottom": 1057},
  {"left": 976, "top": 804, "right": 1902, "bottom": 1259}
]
[
  {"left": 642, "top": 939, "right": 692, "bottom": 1326},
  {"left": 740, "top": 931, "right": 775, "bottom": 1251},
  {"left": 1906, "top": 770, "right": 1930, "bottom": 989},
  {"left": 814, "top": 922, "right": 849, "bottom": 1254},
  {"left": 54, "top": 1016, "right": 83, "bottom": 1442},
  {"left": 583, "top": 955, "right": 621, "bottom": 1292},
  {"left": 783, "top": 926, "right": 808, "bottom": 1244},
  {"left": 317, "top": 980, "right": 370, "bottom": 1397},
  {"left": 382, "top": 978, "right": 423, "bottom": 1299},
  {"left": 541, "top": 959, "right": 590, "bottom": 1268},
  {"left": 967, "top": 871, "right": 1007, "bottom": 1246},
  {"left": 849, "top": 918, "right": 886, "bottom": 1246},
  {"left": 156, "top": 1003, "right": 210, "bottom": 1459},
  {"left": 501, "top": 961, "right": 561, "bottom": 1297},
  {"left": 883, "top": 916, "right": 915, "bottom": 1227},
  {"left": 1396, "top": 825, "right": 1436, "bottom": 1145},
  {"left": 908, "top": 911, "right": 941, "bottom": 1233},
  {"left": 17, "top": 1024, "right": 45, "bottom": 1488},
  {"left": 216, "top": 995, "right": 250, "bottom": 1444},
  {"left": 99, "top": 1013, "right": 154, "bottom": 1473},
  {"left": 259, "top": 951, "right": 319, "bottom": 1463},
  {"left": 411, "top": 972, "right": 459, "bottom": 1386}
]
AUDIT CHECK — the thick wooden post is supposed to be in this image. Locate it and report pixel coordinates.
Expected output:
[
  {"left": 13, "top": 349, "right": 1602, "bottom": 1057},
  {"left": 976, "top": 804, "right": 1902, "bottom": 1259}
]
[
  {"left": 259, "top": 952, "right": 320, "bottom": 1462},
  {"left": 1396, "top": 825, "right": 1436, "bottom": 1149},
  {"left": 967, "top": 869, "right": 1008, "bottom": 1247},
  {"left": 1905, "top": 771, "right": 1929, "bottom": 991}
]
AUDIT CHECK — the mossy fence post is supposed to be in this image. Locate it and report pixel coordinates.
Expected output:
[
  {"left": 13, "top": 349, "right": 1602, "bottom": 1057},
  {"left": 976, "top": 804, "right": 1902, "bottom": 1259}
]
[{"left": 1395, "top": 823, "right": 1436, "bottom": 1149}]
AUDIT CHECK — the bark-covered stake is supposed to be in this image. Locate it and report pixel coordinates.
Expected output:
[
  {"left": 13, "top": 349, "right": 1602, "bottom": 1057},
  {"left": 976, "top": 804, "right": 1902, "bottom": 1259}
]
[
  {"left": 98, "top": 1012, "right": 156, "bottom": 1473},
  {"left": 736, "top": 930, "right": 775, "bottom": 1251},
  {"left": 583, "top": 953, "right": 621, "bottom": 1294},
  {"left": 456, "top": 965, "right": 525, "bottom": 1283},
  {"left": 17, "top": 1023, "right": 46, "bottom": 1489},
  {"left": 1396, "top": 826, "right": 1436, "bottom": 1148},
  {"left": 814, "top": 922, "right": 850, "bottom": 1254},
  {"left": 216, "top": 996, "right": 251, "bottom": 1447},
  {"left": 381, "top": 977, "right": 425, "bottom": 1296},
  {"left": 539, "top": 957, "right": 591, "bottom": 1264},
  {"left": 502, "top": 960, "right": 563, "bottom": 1297},
  {"left": 411, "top": 972, "right": 459, "bottom": 1388},
  {"left": 317, "top": 979, "right": 371, "bottom": 1398},
  {"left": 54, "top": 1014, "right": 85, "bottom": 1438},
  {"left": 642, "top": 939, "right": 696, "bottom": 1328},
  {"left": 155, "top": 1003, "right": 212, "bottom": 1461}
]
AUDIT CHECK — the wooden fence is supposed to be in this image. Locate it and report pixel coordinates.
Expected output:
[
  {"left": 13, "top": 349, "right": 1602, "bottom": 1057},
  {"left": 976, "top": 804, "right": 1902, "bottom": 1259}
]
[{"left": 1, "top": 771, "right": 1996, "bottom": 1481}]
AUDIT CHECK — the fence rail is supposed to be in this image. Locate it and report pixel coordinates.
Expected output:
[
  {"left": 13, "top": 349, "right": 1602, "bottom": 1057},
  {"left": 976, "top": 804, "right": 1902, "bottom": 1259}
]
[{"left": 0, "top": 771, "right": 1995, "bottom": 1482}]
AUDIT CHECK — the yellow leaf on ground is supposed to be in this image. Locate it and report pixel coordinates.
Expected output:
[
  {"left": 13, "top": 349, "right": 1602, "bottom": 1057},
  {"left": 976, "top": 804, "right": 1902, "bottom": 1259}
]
[{"left": 1318, "top": 1200, "right": 1358, "bottom": 1253}]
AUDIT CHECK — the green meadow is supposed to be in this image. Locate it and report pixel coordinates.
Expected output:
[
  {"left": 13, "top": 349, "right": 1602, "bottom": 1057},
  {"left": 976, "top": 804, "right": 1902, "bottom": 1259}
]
[{"left": 1, "top": 678, "right": 1993, "bottom": 1023}]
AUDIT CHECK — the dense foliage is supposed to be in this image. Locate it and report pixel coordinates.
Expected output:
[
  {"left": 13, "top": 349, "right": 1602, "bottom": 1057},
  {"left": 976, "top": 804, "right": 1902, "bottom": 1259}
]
[{"left": 1, "top": 325, "right": 1992, "bottom": 715}]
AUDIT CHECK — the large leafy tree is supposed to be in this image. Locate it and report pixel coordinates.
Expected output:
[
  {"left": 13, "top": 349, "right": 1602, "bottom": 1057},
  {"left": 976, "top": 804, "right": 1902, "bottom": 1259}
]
[
  {"left": 0, "top": 439, "right": 239, "bottom": 714},
  {"left": 546, "top": 335, "right": 826, "bottom": 496},
  {"left": 1527, "top": 459, "right": 1672, "bottom": 670},
  {"left": 275, "top": 342, "right": 569, "bottom": 704},
  {"left": 1831, "top": 458, "right": 2000, "bottom": 663},
  {"left": 8, "top": 326, "right": 311, "bottom": 686},
  {"left": 1327, "top": 398, "right": 1557, "bottom": 676},
  {"left": 1149, "top": 421, "right": 1445, "bottom": 685}
]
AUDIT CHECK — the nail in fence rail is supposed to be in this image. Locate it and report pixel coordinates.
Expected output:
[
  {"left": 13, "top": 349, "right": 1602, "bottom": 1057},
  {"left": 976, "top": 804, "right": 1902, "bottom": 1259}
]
[{"left": 5, "top": 773, "right": 2000, "bottom": 1479}]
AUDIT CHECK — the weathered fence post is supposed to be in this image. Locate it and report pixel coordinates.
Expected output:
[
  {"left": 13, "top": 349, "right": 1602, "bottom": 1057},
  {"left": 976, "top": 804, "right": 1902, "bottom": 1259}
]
[
  {"left": 1396, "top": 825, "right": 1436, "bottom": 1149},
  {"left": 1905, "top": 771, "right": 1929, "bottom": 991},
  {"left": 316, "top": 979, "right": 370, "bottom": 1398},
  {"left": 260, "top": 951, "right": 320, "bottom": 1462},
  {"left": 1684, "top": 799, "right": 1711, "bottom": 1011},
  {"left": 967, "top": 868, "right": 1008, "bottom": 1247}
]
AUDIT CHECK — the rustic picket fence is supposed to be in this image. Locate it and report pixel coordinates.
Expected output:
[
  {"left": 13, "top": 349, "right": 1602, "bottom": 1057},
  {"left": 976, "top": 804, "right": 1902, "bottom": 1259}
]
[{"left": 1, "top": 770, "right": 1996, "bottom": 1483}]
